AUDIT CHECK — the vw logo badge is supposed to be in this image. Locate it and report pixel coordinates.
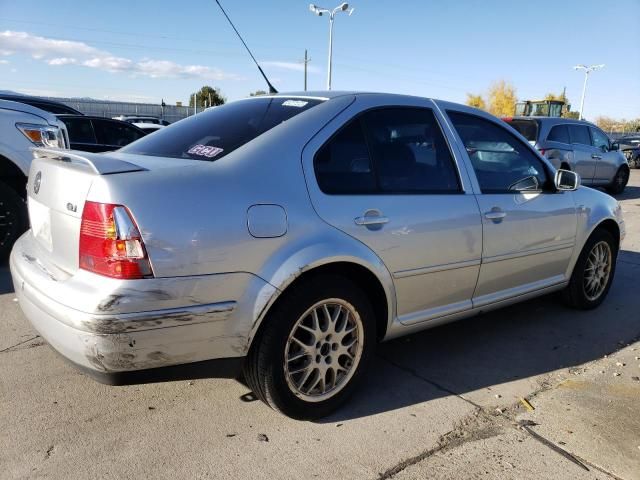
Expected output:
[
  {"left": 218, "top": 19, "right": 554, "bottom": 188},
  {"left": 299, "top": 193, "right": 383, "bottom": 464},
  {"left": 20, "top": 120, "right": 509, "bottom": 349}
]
[{"left": 34, "top": 171, "right": 42, "bottom": 194}]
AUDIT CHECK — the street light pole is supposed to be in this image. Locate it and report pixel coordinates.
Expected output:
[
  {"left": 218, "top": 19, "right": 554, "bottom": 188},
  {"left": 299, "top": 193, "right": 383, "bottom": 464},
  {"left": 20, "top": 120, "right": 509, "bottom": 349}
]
[
  {"left": 309, "top": 3, "right": 354, "bottom": 90},
  {"left": 573, "top": 64, "right": 605, "bottom": 120}
]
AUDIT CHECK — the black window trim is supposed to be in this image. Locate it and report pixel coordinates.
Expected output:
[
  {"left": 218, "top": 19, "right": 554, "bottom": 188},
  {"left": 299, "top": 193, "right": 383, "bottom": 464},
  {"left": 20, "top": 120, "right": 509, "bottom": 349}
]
[
  {"left": 313, "top": 105, "right": 464, "bottom": 196},
  {"left": 445, "top": 109, "right": 556, "bottom": 195}
]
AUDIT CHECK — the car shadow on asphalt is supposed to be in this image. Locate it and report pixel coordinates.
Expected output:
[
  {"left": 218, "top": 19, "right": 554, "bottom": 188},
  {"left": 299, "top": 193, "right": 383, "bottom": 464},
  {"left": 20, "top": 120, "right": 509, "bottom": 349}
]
[
  {"left": 318, "top": 249, "right": 640, "bottom": 422},
  {"left": 613, "top": 184, "right": 640, "bottom": 201}
]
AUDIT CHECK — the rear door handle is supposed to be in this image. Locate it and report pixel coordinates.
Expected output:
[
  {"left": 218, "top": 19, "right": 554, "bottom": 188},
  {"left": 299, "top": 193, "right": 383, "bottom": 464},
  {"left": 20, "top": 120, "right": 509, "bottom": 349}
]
[
  {"left": 354, "top": 215, "right": 389, "bottom": 226},
  {"left": 591, "top": 154, "right": 602, "bottom": 160},
  {"left": 484, "top": 210, "right": 507, "bottom": 221}
]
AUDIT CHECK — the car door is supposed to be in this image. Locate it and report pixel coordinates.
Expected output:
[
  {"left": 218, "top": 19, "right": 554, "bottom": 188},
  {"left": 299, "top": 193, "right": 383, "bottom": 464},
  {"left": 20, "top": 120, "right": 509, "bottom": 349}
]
[
  {"left": 61, "top": 117, "right": 101, "bottom": 152},
  {"left": 567, "top": 124, "right": 597, "bottom": 183},
  {"left": 303, "top": 98, "right": 483, "bottom": 325},
  {"left": 92, "top": 119, "right": 145, "bottom": 152},
  {"left": 590, "top": 126, "right": 617, "bottom": 183},
  {"left": 445, "top": 110, "right": 577, "bottom": 307}
]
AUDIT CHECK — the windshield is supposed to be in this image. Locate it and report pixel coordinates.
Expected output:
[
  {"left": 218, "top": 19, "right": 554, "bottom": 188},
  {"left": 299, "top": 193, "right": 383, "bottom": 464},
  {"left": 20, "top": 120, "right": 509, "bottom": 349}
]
[
  {"left": 505, "top": 119, "right": 539, "bottom": 142},
  {"left": 121, "top": 97, "right": 324, "bottom": 161}
]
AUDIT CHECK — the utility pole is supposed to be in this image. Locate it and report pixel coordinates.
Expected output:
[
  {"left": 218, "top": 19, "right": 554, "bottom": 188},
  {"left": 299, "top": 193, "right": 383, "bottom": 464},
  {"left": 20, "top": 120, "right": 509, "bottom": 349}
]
[
  {"left": 303, "top": 49, "right": 309, "bottom": 91},
  {"left": 573, "top": 64, "right": 604, "bottom": 120}
]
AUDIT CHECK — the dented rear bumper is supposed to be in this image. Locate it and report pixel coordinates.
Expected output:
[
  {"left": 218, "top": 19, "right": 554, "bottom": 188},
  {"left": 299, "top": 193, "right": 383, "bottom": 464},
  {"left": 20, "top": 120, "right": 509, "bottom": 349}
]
[{"left": 9, "top": 232, "right": 277, "bottom": 379}]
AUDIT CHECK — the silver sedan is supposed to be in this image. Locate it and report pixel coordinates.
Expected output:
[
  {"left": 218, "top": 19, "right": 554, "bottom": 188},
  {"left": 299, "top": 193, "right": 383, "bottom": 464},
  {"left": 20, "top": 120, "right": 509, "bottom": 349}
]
[{"left": 10, "top": 92, "right": 625, "bottom": 419}]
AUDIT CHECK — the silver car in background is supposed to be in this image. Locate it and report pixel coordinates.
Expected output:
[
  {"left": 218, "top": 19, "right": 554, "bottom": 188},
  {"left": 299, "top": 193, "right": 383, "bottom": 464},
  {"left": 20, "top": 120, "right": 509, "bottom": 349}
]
[
  {"left": 505, "top": 116, "right": 630, "bottom": 194},
  {"left": 10, "top": 92, "right": 625, "bottom": 419}
]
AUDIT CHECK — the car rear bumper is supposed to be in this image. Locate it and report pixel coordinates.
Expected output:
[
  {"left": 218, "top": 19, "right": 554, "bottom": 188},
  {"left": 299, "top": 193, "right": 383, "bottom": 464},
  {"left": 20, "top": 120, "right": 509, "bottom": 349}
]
[{"left": 10, "top": 232, "right": 277, "bottom": 380}]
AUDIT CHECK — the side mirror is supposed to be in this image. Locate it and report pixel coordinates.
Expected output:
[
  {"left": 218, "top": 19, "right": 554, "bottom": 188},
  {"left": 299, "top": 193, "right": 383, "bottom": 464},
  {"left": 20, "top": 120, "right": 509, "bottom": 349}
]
[
  {"left": 610, "top": 142, "right": 620, "bottom": 151},
  {"left": 555, "top": 169, "right": 580, "bottom": 191}
]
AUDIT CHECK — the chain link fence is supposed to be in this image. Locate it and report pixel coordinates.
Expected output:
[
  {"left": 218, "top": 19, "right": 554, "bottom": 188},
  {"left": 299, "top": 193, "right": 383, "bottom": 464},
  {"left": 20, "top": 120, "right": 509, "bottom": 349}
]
[{"left": 45, "top": 97, "right": 205, "bottom": 124}]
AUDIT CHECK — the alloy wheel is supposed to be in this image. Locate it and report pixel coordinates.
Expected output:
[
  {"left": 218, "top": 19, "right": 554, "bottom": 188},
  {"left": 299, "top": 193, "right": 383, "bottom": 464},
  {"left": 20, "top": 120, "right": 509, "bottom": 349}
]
[
  {"left": 583, "top": 240, "right": 612, "bottom": 301},
  {"left": 283, "top": 299, "right": 364, "bottom": 403}
]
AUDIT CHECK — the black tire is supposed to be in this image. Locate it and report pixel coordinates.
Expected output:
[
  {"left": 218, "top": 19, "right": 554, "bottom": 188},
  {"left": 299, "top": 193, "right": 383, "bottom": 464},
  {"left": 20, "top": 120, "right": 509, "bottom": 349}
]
[
  {"left": 244, "top": 274, "right": 376, "bottom": 420},
  {"left": 562, "top": 229, "right": 617, "bottom": 310},
  {"left": 606, "top": 165, "right": 629, "bottom": 195},
  {"left": 0, "top": 182, "right": 28, "bottom": 260}
]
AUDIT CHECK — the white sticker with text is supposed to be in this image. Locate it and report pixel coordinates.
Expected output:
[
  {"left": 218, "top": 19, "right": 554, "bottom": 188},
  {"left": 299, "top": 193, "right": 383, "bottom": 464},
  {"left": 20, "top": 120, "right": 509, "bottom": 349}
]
[
  {"left": 187, "top": 144, "right": 224, "bottom": 158},
  {"left": 282, "top": 99, "right": 308, "bottom": 108}
]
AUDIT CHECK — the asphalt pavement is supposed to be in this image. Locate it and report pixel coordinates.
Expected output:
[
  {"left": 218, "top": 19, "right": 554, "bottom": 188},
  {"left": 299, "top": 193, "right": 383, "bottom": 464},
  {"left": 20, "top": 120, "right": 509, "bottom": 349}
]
[{"left": 2, "top": 171, "right": 639, "bottom": 480}]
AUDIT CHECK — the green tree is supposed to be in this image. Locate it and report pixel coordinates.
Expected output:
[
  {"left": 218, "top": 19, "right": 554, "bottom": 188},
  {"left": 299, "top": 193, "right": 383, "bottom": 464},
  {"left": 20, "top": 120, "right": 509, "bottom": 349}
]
[
  {"left": 189, "top": 86, "right": 225, "bottom": 108},
  {"left": 466, "top": 93, "right": 486, "bottom": 110},
  {"left": 487, "top": 80, "right": 517, "bottom": 117},
  {"left": 249, "top": 90, "right": 267, "bottom": 97}
]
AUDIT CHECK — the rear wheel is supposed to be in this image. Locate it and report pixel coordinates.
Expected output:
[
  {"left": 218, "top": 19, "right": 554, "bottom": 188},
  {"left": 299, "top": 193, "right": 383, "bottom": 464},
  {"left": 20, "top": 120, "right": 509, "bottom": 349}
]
[
  {"left": 606, "top": 166, "right": 629, "bottom": 195},
  {"left": 244, "top": 274, "right": 376, "bottom": 419},
  {"left": 563, "top": 229, "right": 617, "bottom": 309},
  {"left": 0, "top": 182, "right": 28, "bottom": 260}
]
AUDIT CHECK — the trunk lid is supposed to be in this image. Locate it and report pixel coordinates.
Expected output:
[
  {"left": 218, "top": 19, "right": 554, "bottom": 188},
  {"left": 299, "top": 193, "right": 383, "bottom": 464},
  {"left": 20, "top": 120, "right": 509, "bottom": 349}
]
[{"left": 26, "top": 148, "right": 146, "bottom": 274}]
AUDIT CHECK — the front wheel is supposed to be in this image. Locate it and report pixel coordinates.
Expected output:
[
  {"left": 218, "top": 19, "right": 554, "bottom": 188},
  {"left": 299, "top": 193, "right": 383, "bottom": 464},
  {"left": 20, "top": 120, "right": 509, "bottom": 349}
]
[
  {"left": 606, "top": 166, "right": 629, "bottom": 195},
  {"left": 244, "top": 274, "right": 376, "bottom": 419},
  {"left": 563, "top": 229, "right": 617, "bottom": 310}
]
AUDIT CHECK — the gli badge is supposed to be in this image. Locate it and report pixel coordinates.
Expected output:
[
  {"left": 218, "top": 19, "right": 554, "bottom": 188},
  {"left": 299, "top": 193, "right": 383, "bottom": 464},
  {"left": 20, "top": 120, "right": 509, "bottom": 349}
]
[{"left": 33, "top": 171, "right": 42, "bottom": 194}]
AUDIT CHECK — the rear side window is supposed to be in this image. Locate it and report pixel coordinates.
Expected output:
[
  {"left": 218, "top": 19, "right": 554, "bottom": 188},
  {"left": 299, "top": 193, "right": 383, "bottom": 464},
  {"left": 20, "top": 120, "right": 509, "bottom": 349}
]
[
  {"left": 447, "top": 111, "right": 550, "bottom": 194},
  {"left": 62, "top": 117, "right": 96, "bottom": 144},
  {"left": 568, "top": 125, "right": 591, "bottom": 146},
  {"left": 93, "top": 120, "right": 144, "bottom": 147},
  {"left": 121, "top": 97, "right": 324, "bottom": 161},
  {"left": 506, "top": 120, "right": 538, "bottom": 142},
  {"left": 362, "top": 108, "right": 459, "bottom": 193},
  {"left": 314, "top": 107, "right": 460, "bottom": 194},
  {"left": 547, "top": 124, "right": 570, "bottom": 144},
  {"left": 314, "top": 120, "right": 376, "bottom": 194}
]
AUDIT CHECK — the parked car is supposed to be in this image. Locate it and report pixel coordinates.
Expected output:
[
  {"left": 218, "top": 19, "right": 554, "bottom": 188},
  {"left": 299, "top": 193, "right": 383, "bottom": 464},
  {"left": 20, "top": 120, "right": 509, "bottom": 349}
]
[
  {"left": 11, "top": 92, "right": 625, "bottom": 419},
  {"left": 504, "top": 117, "right": 629, "bottom": 194},
  {"left": 57, "top": 115, "right": 146, "bottom": 152},
  {"left": 132, "top": 123, "right": 165, "bottom": 135},
  {"left": 112, "top": 115, "right": 170, "bottom": 126},
  {"left": 0, "top": 93, "right": 82, "bottom": 115},
  {"left": 617, "top": 135, "right": 640, "bottom": 168},
  {"left": 0, "top": 100, "right": 69, "bottom": 258}
]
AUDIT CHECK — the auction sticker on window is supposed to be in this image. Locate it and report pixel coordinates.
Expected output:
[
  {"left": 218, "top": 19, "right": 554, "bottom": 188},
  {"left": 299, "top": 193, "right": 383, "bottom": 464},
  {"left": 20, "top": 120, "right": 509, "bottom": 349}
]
[
  {"left": 282, "top": 100, "right": 308, "bottom": 108},
  {"left": 187, "top": 144, "right": 224, "bottom": 158}
]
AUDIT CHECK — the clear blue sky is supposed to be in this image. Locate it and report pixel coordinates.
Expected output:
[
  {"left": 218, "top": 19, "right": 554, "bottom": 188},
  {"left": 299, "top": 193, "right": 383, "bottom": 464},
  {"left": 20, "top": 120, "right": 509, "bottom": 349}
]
[{"left": 1, "top": 0, "right": 638, "bottom": 119}]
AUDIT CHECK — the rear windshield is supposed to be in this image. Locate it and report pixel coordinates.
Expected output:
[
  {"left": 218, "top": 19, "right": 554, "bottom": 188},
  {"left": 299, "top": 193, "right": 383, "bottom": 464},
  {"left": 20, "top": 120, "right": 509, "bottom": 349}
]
[
  {"left": 121, "top": 97, "right": 324, "bottom": 161},
  {"left": 505, "top": 119, "right": 539, "bottom": 142}
]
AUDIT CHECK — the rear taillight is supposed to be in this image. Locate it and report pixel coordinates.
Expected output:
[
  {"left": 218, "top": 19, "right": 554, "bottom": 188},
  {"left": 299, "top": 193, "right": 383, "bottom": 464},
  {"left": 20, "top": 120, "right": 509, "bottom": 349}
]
[
  {"left": 539, "top": 149, "right": 547, "bottom": 156},
  {"left": 79, "top": 201, "right": 153, "bottom": 279}
]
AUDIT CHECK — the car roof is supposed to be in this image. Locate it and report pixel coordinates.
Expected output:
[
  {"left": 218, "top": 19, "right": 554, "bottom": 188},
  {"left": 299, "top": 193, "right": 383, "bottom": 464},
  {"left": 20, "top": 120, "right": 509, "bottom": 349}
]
[
  {"left": 0, "top": 94, "right": 82, "bottom": 115},
  {"left": 0, "top": 99, "right": 59, "bottom": 123},
  {"left": 508, "top": 116, "right": 597, "bottom": 127}
]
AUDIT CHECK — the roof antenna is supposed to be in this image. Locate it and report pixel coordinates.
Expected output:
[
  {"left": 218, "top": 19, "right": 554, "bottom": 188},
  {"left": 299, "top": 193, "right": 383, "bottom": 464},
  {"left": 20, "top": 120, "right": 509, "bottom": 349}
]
[{"left": 214, "top": 0, "right": 278, "bottom": 94}]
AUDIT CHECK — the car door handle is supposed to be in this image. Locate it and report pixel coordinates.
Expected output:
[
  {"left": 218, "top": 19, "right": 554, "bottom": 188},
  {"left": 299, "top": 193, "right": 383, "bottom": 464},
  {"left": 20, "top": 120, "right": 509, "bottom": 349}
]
[
  {"left": 591, "top": 154, "right": 602, "bottom": 160},
  {"left": 484, "top": 210, "right": 507, "bottom": 221},
  {"left": 354, "top": 215, "right": 389, "bottom": 226}
]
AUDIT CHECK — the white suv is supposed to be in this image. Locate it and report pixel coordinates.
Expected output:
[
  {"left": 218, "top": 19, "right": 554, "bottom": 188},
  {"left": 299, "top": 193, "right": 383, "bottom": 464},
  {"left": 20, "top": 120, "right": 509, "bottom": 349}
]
[{"left": 0, "top": 100, "right": 68, "bottom": 257}]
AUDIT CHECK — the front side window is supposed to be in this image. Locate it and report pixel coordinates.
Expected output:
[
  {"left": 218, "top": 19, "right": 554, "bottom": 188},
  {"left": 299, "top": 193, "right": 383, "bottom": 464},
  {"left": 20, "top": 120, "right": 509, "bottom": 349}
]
[
  {"left": 568, "top": 125, "right": 591, "bottom": 146},
  {"left": 121, "top": 97, "right": 324, "bottom": 160},
  {"left": 547, "top": 124, "right": 570, "bottom": 144},
  {"left": 314, "top": 107, "right": 460, "bottom": 194},
  {"left": 590, "top": 127, "right": 610, "bottom": 151},
  {"left": 447, "top": 111, "right": 550, "bottom": 194}
]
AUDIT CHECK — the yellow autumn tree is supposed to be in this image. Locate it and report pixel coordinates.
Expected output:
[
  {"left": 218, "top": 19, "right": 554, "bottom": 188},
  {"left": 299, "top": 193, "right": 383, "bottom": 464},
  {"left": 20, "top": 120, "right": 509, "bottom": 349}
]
[
  {"left": 487, "top": 80, "right": 517, "bottom": 117},
  {"left": 466, "top": 93, "right": 486, "bottom": 110}
]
